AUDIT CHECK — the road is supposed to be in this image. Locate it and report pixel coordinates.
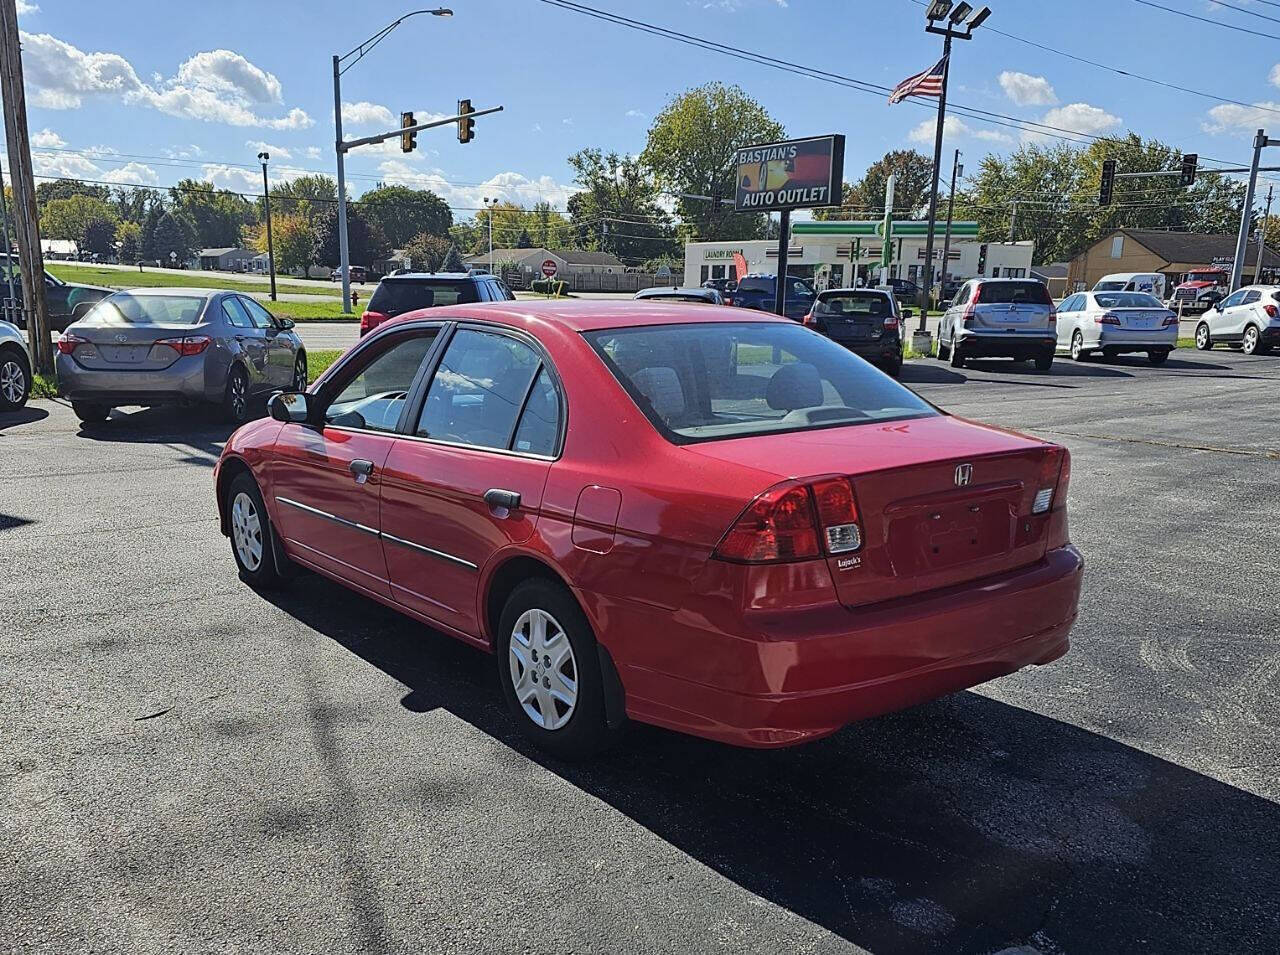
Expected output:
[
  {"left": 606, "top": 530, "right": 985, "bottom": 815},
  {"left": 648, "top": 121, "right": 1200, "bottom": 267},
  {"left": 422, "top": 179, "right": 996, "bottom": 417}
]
[{"left": 2, "top": 350, "right": 1278, "bottom": 954}]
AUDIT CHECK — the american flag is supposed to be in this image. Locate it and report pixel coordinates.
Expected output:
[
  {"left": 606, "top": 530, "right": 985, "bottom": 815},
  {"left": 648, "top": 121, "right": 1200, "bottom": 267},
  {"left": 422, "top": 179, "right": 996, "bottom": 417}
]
[{"left": 888, "top": 56, "right": 948, "bottom": 105}]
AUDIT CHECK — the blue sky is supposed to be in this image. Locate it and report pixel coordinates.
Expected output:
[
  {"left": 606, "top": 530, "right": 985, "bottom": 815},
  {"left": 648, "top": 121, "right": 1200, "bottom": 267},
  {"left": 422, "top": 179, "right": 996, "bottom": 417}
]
[{"left": 11, "top": 0, "right": 1280, "bottom": 219}]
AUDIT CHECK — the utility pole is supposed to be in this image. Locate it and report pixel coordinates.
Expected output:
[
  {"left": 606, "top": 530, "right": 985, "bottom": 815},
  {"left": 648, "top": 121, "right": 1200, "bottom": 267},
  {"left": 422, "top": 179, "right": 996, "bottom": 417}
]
[
  {"left": 1008, "top": 200, "right": 1017, "bottom": 243},
  {"left": 483, "top": 196, "right": 496, "bottom": 273},
  {"left": 1255, "top": 184, "right": 1273, "bottom": 284},
  {"left": 0, "top": 0, "right": 52, "bottom": 374},
  {"left": 940, "top": 149, "right": 961, "bottom": 295},
  {"left": 773, "top": 209, "right": 791, "bottom": 317},
  {"left": 1231, "top": 128, "right": 1277, "bottom": 292},
  {"left": 258, "top": 151, "right": 277, "bottom": 301}
]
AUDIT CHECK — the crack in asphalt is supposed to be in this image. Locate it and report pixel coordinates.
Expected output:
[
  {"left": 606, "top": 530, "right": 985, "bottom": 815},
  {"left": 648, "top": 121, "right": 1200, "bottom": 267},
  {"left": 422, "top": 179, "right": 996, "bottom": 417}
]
[{"left": 1038, "top": 429, "right": 1280, "bottom": 459}]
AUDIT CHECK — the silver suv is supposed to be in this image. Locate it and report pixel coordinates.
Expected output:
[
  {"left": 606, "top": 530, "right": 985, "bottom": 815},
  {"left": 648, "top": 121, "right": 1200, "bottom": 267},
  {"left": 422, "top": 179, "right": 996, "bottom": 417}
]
[{"left": 937, "top": 278, "right": 1057, "bottom": 371}]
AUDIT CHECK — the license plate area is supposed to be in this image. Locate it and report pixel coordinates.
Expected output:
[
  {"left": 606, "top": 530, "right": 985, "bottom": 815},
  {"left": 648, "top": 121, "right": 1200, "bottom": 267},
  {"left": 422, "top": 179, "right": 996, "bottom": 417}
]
[
  {"left": 100, "top": 345, "right": 152, "bottom": 363},
  {"left": 884, "top": 482, "right": 1021, "bottom": 575}
]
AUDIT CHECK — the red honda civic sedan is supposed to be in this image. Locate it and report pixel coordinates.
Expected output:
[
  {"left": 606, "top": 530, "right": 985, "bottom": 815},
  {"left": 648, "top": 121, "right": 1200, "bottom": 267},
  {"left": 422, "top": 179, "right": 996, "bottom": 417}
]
[{"left": 213, "top": 301, "right": 1083, "bottom": 757}]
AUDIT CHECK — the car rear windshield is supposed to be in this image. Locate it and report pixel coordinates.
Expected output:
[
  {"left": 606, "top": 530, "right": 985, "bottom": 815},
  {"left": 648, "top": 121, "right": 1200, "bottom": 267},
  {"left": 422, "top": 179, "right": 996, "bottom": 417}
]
[
  {"left": 814, "top": 292, "right": 894, "bottom": 318},
  {"left": 368, "top": 279, "right": 480, "bottom": 316},
  {"left": 1094, "top": 281, "right": 1126, "bottom": 291},
  {"left": 736, "top": 277, "right": 772, "bottom": 293},
  {"left": 976, "top": 281, "right": 1053, "bottom": 305},
  {"left": 644, "top": 293, "right": 714, "bottom": 304},
  {"left": 585, "top": 321, "right": 937, "bottom": 443},
  {"left": 83, "top": 293, "right": 206, "bottom": 325},
  {"left": 1094, "top": 292, "right": 1164, "bottom": 309}
]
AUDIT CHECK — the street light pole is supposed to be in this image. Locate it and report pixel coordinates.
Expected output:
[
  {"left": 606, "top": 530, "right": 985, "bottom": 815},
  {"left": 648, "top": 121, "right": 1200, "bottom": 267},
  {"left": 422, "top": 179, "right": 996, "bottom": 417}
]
[
  {"left": 332, "top": 7, "right": 453, "bottom": 313},
  {"left": 258, "top": 151, "right": 277, "bottom": 301},
  {"left": 940, "top": 149, "right": 961, "bottom": 296},
  {"left": 1255, "top": 184, "right": 1273, "bottom": 284},
  {"left": 483, "top": 197, "right": 496, "bottom": 273}
]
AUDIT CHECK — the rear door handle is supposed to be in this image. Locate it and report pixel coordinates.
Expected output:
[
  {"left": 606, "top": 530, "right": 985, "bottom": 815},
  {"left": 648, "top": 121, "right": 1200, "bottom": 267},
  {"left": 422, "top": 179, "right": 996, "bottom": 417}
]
[
  {"left": 484, "top": 488, "right": 521, "bottom": 513},
  {"left": 349, "top": 459, "right": 374, "bottom": 485}
]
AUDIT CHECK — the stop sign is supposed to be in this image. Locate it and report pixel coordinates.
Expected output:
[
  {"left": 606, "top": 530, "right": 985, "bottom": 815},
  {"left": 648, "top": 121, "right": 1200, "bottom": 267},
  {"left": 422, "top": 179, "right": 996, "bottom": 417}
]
[{"left": 541, "top": 259, "right": 558, "bottom": 278}]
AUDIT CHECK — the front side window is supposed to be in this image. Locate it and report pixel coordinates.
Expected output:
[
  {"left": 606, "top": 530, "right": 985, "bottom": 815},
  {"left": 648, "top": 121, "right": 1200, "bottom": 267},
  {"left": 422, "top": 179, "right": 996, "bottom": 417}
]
[
  {"left": 417, "top": 329, "right": 541, "bottom": 450},
  {"left": 241, "top": 297, "right": 278, "bottom": 329},
  {"left": 586, "top": 321, "right": 938, "bottom": 443},
  {"left": 325, "top": 331, "right": 439, "bottom": 432},
  {"left": 1220, "top": 290, "right": 1247, "bottom": 309}
]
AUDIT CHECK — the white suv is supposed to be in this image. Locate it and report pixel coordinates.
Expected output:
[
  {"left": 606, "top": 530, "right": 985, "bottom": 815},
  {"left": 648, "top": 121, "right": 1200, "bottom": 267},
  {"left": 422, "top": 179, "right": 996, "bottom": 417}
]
[{"left": 1194, "top": 285, "right": 1280, "bottom": 355}]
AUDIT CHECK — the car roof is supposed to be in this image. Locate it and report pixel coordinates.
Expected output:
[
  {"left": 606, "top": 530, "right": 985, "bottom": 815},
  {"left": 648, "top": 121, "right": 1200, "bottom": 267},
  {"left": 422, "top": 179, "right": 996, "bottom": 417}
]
[
  {"left": 380, "top": 272, "right": 483, "bottom": 281},
  {"left": 636, "top": 287, "right": 714, "bottom": 296},
  {"left": 384, "top": 299, "right": 789, "bottom": 333},
  {"left": 819, "top": 287, "right": 891, "bottom": 295}
]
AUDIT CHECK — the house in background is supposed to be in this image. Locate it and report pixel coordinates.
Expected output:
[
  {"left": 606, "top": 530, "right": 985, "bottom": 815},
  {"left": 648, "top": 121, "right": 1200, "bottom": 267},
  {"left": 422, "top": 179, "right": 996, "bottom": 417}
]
[
  {"left": 195, "top": 247, "right": 257, "bottom": 272},
  {"left": 462, "top": 247, "right": 626, "bottom": 277},
  {"left": 41, "top": 239, "right": 78, "bottom": 260},
  {"left": 1031, "top": 262, "right": 1070, "bottom": 298},
  {"left": 1068, "top": 229, "right": 1280, "bottom": 292}
]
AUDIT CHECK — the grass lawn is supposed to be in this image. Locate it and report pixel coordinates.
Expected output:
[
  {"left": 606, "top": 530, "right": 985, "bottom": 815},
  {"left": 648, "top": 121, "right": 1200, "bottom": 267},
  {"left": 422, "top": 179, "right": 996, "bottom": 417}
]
[
  {"left": 49, "top": 264, "right": 342, "bottom": 299},
  {"left": 306, "top": 349, "right": 344, "bottom": 381},
  {"left": 254, "top": 298, "right": 358, "bottom": 322}
]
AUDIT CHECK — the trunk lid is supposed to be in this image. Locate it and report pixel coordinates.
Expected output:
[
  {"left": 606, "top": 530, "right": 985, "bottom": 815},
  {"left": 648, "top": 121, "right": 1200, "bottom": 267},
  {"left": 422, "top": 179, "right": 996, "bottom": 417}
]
[
  {"left": 689, "top": 415, "right": 1062, "bottom": 606},
  {"left": 1106, "top": 307, "right": 1170, "bottom": 331},
  {"left": 67, "top": 322, "right": 206, "bottom": 371}
]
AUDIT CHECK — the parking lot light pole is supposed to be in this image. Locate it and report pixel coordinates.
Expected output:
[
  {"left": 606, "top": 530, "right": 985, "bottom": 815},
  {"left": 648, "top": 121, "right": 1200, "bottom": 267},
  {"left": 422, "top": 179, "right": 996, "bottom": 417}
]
[
  {"left": 333, "top": 7, "right": 453, "bottom": 313},
  {"left": 940, "top": 149, "right": 961, "bottom": 297},
  {"left": 483, "top": 196, "right": 497, "bottom": 273},
  {"left": 258, "top": 152, "right": 277, "bottom": 301}
]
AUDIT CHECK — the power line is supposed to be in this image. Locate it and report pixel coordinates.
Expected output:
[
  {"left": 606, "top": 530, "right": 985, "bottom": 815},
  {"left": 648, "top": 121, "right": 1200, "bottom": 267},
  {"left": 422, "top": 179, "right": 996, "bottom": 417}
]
[
  {"left": 1130, "top": 0, "right": 1280, "bottom": 39},
  {"left": 1206, "top": 0, "right": 1280, "bottom": 25}
]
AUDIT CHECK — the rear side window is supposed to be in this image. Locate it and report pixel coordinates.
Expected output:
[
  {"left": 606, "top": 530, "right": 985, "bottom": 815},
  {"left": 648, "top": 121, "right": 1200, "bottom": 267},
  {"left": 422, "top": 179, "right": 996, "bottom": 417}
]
[
  {"left": 222, "top": 298, "right": 252, "bottom": 328},
  {"left": 815, "top": 292, "right": 892, "bottom": 317},
  {"left": 417, "top": 329, "right": 541, "bottom": 451},
  {"left": 368, "top": 279, "right": 481, "bottom": 316},
  {"left": 511, "top": 368, "right": 560, "bottom": 456},
  {"left": 976, "top": 282, "right": 1052, "bottom": 306}
]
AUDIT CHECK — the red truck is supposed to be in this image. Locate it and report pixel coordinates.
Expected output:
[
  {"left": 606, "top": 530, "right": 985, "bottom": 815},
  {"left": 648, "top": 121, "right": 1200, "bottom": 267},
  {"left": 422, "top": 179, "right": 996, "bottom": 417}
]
[{"left": 1170, "top": 268, "right": 1230, "bottom": 315}]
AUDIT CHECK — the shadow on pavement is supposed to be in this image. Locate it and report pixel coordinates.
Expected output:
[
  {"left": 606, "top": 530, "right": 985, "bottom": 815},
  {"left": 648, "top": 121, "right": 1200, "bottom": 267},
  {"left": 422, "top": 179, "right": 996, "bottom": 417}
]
[
  {"left": 0, "top": 405, "right": 49, "bottom": 430},
  {"left": 259, "top": 575, "right": 1280, "bottom": 955},
  {"left": 71, "top": 405, "right": 241, "bottom": 467}
]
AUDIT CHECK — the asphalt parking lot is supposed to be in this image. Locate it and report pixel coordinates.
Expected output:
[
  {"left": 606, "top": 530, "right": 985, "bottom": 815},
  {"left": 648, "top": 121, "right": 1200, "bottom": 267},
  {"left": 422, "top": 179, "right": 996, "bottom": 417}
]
[{"left": 2, "top": 349, "right": 1278, "bottom": 954}]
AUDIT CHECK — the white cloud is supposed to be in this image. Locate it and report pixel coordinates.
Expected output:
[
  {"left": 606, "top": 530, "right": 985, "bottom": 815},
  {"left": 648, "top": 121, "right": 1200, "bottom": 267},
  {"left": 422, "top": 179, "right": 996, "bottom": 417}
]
[
  {"left": 998, "top": 71, "right": 1057, "bottom": 107},
  {"left": 201, "top": 162, "right": 307, "bottom": 192},
  {"left": 28, "top": 146, "right": 157, "bottom": 187},
  {"left": 246, "top": 140, "right": 291, "bottom": 160},
  {"left": 16, "top": 1, "right": 38, "bottom": 13},
  {"left": 1271, "top": 64, "right": 1280, "bottom": 88},
  {"left": 31, "top": 127, "right": 65, "bottom": 147},
  {"left": 531, "top": 122, "right": 542, "bottom": 133},
  {"left": 20, "top": 31, "right": 311, "bottom": 128},
  {"left": 625, "top": 108, "right": 647, "bottom": 119},
  {"left": 304, "top": 146, "right": 322, "bottom": 160},
  {"left": 562, "top": 117, "right": 573, "bottom": 126},
  {"left": 909, "top": 115, "right": 1013, "bottom": 145},
  {"left": 341, "top": 100, "right": 395, "bottom": 128},
  {"left": 1203, "top": 101, "right": 1280, "bottom": 135},
  {"left": 1025, "top": 102, "right": 1122, "bottom": 142},
  {"left": 101, "top": 162, "right": 159, "bottom": 185},
  {"left": 375, "top": 161, "right": 575, "bottom": 211}
]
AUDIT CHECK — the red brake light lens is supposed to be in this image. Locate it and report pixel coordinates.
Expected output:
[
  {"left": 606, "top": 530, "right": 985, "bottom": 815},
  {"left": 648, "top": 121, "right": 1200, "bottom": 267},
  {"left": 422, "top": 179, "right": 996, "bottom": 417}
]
[
  {"left": 360, "top": 310, "right": 388, "bottom": 334},
  {"left": 56, "top": 332, "right": 84, "bottom": 354},
  {"left": 1096, "top": 313, "right": 1122, "bottom": 326},
  {"left": 1162, "top": 311, "right": 1180, "bottom": 326},
  {"left": 811, "top": 477, "right": 862, "bottom": 554},
  {"left": 155, "top": 335, "right": 212, "bottom": 356},
  {"left": 714, "top": 482, "right": 820, "bottom": 563},
  {"left": 1266, "top": 304, "right": 1278, "bottom": 319},
  {"left": 882, "top": 315, "right": 899, "bottom": 330}
]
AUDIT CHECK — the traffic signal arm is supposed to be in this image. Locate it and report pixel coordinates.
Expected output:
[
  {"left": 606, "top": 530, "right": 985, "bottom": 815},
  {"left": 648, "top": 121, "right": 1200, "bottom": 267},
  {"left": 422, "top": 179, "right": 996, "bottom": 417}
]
[{"left": 338, "top": 105, "right": 503, "bottom": 153}]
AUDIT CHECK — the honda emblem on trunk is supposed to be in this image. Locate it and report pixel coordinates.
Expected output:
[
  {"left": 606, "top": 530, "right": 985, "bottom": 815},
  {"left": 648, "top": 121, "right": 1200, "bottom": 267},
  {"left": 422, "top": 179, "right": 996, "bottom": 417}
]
[{"left": 955, "top": 463, "right": 973, "bottom": 487}]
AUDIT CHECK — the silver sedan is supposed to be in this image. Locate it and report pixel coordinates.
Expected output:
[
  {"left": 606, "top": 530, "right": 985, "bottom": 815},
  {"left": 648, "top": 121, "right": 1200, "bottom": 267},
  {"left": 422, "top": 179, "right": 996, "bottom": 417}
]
[
  {"left": 1055, "top": 290, "right": 1178, "bottom": 365},
  {"left": 55, "top": 288, "right": 306, "bottom": 424}
]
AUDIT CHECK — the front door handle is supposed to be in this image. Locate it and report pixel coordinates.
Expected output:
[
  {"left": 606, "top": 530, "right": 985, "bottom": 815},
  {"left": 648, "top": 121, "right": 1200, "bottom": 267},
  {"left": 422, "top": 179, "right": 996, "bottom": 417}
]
[
  {"left": 349, "top": 459, "right": 374, "bottom": 485},
  {"left": 484, "top": 488, "right": 521, "bottom": 513}
]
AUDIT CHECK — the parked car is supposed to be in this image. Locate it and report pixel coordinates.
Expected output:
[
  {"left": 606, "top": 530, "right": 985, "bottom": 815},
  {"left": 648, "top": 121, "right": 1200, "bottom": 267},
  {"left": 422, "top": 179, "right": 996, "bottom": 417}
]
[
  {"left": 330, "top": 265, "right": 367, "bottom": 284},
  {"left": 730, "top": 273, "right": 816, "bottom": 320},
  {"left": 1056, "top": 290, "right": 1178, "bottom": 364},
  {"left": 1093, "top": 272, "right": 1167, "bottom": 300},
  {"left": 633, "top": 287, "right": 723, "bottom": 305},
  {"left": 1194, "top": 285, "right": 1280, "bottom": 354},
  {"left": 55, "top": 289, "right": 306, "bottom": 425},
  {"left": 937, "top": 278, "right": 1058, "bottom": 371},
  {"left": 360, "top": 272, "right": 516, "bottom": 336},
  {"left": 933, "top": 277, "right": 965, "bottom": 308},
  {"left": 802, "top": 287, "right": 908, "bottom": 377},
  {"left": 0, "top": 254, "right": 113, "bottom": 332},
  {"left": 214, "top": 301, "right": 1082, "bottom": 758},
  {"left": 702, "top": 277, "right": 737, "bottom": 296},
  {"left": 882, "top": 278, "right": 922, "bottom": 305},
  {"left": 0, "top": 317, "right": 31, "bottom": 411},
  {"left": 1170, "top": 268, "right": 1229, "bottom": 315}
]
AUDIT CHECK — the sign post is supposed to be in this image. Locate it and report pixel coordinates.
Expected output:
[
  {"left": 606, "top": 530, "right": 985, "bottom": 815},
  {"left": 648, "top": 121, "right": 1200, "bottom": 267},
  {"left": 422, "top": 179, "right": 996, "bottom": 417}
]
[{"left": 733, "top": 134, "right": 845, "bottom": 316}]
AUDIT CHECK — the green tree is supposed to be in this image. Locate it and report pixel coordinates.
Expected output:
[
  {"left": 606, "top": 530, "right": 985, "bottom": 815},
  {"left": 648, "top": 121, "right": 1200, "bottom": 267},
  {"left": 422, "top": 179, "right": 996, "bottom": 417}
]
[
  {"left": 112, "top": 186, "right": 163, "bottom": 224},
  {"left": 151, "top": 211, "right": 193, "bottom": 264},
  {"left": 449, "top": 219, "right": 484, "bottom": 254},
  {"left": 39, "top": 195, "right": 119, "bottom": 242},
  {"left": 80, "top": 216, "right": 117, "bottom": 257},
  {"left": 640, "top": 82, "right": 784, "bottom": 242},
  {"left": 254, "top": 213, "right": 312, "bottom": 274},
  {"left": 358, "top": 185, "right": 452, "bottom": 248},
  {"left": 814, "top": 150, "right": 934, "bottom": 221},
  {"left": 403, "top": 232, "right": 452, "bottom": 272},
  {"left": 117, "top": 221, "right": 142, "bottom": 263},
  {"left": 565, "top": 147, "right": 676, "bottom": 261},
  {"left": 441, "top": 245, "right": 466, "bottom": 272},
  {"left": 35, "top": 178, "right": 110, "bottom": 210},
  {"left": 171, "top": 179, "right": 256, "bottom": 250},
  {"left": 140, "top": 204, "right": 165, "bottom": 262},
  {"left": 515, "top": 227, "right": 533, "bottom": 248},
  {"left": 270, "top": 174, "right": 337, "bottom": 222},
  {"left": 311, "top": 204, "right": 388, "bottom": 268}
]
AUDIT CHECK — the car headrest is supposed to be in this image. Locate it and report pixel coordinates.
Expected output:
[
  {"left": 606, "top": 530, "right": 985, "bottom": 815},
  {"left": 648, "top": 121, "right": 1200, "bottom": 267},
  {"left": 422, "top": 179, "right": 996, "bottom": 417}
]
[
  {"left": 766, "top": 362, "right": 824, "bottom": 411},
  {"left": 631, "top": 366, "right": 685, "bottom": 421}
]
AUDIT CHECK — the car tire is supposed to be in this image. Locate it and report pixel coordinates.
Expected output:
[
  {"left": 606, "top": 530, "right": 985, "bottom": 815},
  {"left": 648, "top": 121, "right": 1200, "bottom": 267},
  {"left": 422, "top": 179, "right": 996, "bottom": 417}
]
[
  {"left": 497, "top": 578, "right": 616, "bottom": 760},
  {"left": 1070, "top": 331, "right": 1089, "bottom": 362},
  {"left": 0, "top": 346, "right": 31, "bottom": 411},
  {"left": 883, "top": 357, "right": 903, "bottom": 378},
  {"left": 1148, "top": 349, "right": 1170, "bottom": 365},
  {"left": 1242, "top": 324, "right": 1261, "bottom": 355},
  {"left": 226, "top": 471, "right": 282, "bottom": 589},
  {"left": 948, "top": 335, "right": 965, "bottom": 369},
  {"left": 1195, "top": 323, "right": 1212, "bottom": 350},
  {"left": 72, "top": 401, "right": 111, "bottom": 423},
  {"left": 222, "top": 364, "right": 251, "bottom": 424},
  {"left": 936, "top": 334, "right": 950, "bottom": 361},
  {"left": 292, "top": 353, "right": 308, "bottom": 392},
  {"left": 1034, "top": 351, "right": 1054, "bottom": 372}
]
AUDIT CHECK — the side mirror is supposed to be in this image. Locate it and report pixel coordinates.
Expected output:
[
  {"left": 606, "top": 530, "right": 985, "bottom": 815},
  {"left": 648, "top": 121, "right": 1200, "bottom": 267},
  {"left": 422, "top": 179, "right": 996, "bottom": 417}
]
[
  {"left": 276, "top": 317, "right": 295, "bottom": 330},
  {"left": 269, "top": 391, "right": 310, "bottom": 423},
  {"left": 1213, "top": 301, "right": 1223, "bottom": 312},
  {"left": 902, "top": 308, "right": 915, "bottom": 319}
]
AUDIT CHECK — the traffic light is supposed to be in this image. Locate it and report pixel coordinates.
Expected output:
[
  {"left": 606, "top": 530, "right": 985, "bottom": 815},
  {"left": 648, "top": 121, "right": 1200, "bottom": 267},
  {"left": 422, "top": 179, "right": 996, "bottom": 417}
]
[
  {"left": 400, "top": 111, "right": 416, "bottom": 154},
  {"left": 457, "top": 99, "right": 475, "bottom": 144},
  {"left": 1180, "top": 153, "right": 1198, "bottom": 188},
  {"left": 977, "top": 243, "right": 988, "bottom": 275},
  {"left": 1099, "top": 159, "right": 1117, "bottom": 207}
]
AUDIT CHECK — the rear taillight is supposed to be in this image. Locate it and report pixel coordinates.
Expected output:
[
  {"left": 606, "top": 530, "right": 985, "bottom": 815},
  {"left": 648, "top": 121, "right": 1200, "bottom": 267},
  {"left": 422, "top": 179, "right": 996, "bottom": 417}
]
[
  {"left": 723, "top": 296, "right": 734, "bottom": 306},
  {"left": 1034, "top": 447, "right": 1070, "bottom": 514},
  {"left": 56, "top": 332, "right": 84, "bottom": 354},
  {"left": 359, "top": 310, "right": 388, "bottom": 334},
  {"left": 713, "top": 478, "right": 863, "bottom": 564},
  {"left": 1047, "top": 308, "right": 1057, "bottom": 327},
  {"left": 1266, "top": 304, "right": 1278, "bottom": 319},
  {"left": 882, "top": 316, "right": 899, "bottom": 330},
  {"left": 802, "top": 310, "right": 817, "bottom": 327},
  {"left": 155, "top": 335, "right": 212, "bottom": 356},
  {"left": 1162, "top": 311, "right": 1180, "bottom": 327},
  {"left": 1096, "top": 313, "right": 1122, "bottom": 326}
]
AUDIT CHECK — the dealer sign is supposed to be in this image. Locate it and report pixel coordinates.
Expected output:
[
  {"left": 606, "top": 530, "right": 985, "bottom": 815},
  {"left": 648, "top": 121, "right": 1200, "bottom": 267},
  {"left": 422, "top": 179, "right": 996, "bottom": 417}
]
[{"left": 733, "top": 135, "right": 845, "bottom": 213}]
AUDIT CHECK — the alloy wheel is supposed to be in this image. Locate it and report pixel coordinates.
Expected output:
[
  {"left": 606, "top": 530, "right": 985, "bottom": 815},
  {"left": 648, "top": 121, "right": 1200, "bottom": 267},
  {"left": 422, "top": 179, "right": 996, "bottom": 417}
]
[
  {"left": 1243, "top": 326, "right": 1259, "bottom": 355},
  {"left": 230, "top": 372, "right": 247, "bottom": 419},
  {"left": 1071, "top": 332, "right": 1084, "bottom": 361},
  {"left": 1196, "top": 325, "right": 1210, "bottom": 350},
  {"left": 0, "top": 359, "right": 25, "bottom": 404},
  {"left": 230, "top": 491, "right": 263, "bottom": 571},
  {"left": 508, "top": 608, "right": 578, "bottom": 731},
  {"left": 293, "top": 357, "right": 307, "bottom": 391}
]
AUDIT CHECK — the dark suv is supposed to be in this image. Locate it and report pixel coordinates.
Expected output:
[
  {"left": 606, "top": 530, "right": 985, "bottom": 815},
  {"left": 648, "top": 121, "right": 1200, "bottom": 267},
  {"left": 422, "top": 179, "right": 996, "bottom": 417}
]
[
  {"left": 803, "top": 288, "right": 909, "bottom": 377},
  {"left": 360, "top": 271, "right": 515, "bottom": 335},
  {"left": 1, "top": 256, "right": 113, "bottom": 332},
  {"left": 730, "top": 273, "right": 815, "bottom": 321}
]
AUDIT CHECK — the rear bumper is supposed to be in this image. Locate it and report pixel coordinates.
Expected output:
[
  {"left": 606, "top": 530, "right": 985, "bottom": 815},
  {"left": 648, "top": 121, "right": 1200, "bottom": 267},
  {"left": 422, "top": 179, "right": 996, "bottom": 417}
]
[
  {"left": 1262, "top": 325, "right": 1280, "bottom": 344},
  {"left": 833, "top": 338, "right": 903, "bottom": 364},
  {"left": 1095, "top": 328, "right": 1177, "bottom": 351},
  {"left": 956, "top": 331, "right": 1056, "bottom": 358},
  {"left": 616, "top": 544, "right": 1084, "bottom": 748},
  {"left": 55, "top": 353, "right": 213, "bottom": 404}
]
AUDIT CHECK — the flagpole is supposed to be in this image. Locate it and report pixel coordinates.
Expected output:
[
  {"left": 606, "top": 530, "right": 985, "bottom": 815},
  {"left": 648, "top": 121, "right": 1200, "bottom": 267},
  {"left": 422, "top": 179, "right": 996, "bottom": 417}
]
[{"left": 919, "top": 38, "right": 951, "bottom": 332}]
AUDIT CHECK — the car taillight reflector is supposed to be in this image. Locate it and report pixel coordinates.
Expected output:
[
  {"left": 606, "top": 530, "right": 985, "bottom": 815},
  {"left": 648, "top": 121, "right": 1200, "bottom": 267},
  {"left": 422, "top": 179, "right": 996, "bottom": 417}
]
[
  {"left": 1047, "top": 308, "right": 1057, "bottom": 326},
  {"left": 1033, "top": 446, "right": 1070, "bottom": 514},
  {"left": 1096, "top": 313, "right": 1122, "bottom": 325},
  {"left": 155, "top": 335, "right": 212, "bottom": 356},
  {"left": 1162, "top": 312, "right": 1180, "bottom": 326},
  {"left": 802, "top": 310, "right": 817, "bottom": 327},
  {"left": 714, "top": 482, "right": 819, "bottom": 563},
  {"left": 882, "top": 316, "right": 899, "bottom": 330},
  {"left": 811, "top": 477, "right": 862, "bottom": 554},
  {"left": 56, "top": 332, "right": 85, "bottom": 354},
  {"left": 1266, "top": 304, "right": 1279, "bottom": 319}
]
